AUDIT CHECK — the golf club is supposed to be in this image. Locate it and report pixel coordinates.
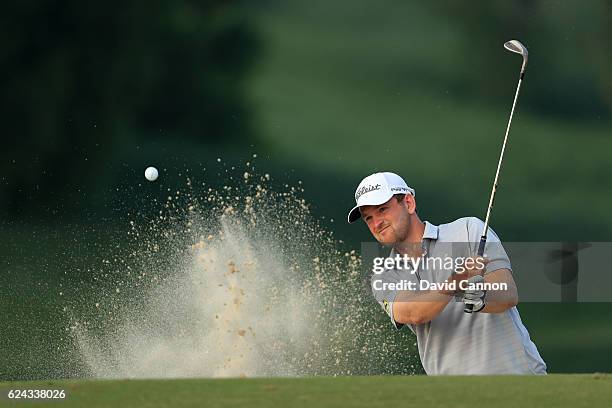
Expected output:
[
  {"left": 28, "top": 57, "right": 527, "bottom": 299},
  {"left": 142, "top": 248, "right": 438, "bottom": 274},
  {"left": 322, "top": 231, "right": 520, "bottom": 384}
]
[{"left": 464, "top": 39, "right": 529, "bottom": 313}]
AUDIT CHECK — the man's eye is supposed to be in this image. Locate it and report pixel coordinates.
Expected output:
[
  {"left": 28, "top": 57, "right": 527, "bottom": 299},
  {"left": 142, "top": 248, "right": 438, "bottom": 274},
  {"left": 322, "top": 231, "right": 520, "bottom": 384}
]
[{"left": 379, "top": 207, "right": 387, "bottom": 213}]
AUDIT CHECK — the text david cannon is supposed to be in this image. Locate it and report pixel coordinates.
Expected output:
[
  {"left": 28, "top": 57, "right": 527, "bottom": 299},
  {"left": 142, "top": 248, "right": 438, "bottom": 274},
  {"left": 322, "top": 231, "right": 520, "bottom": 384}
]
[{"left": 372, "top": 279, "right": 508, "bottom": 292}]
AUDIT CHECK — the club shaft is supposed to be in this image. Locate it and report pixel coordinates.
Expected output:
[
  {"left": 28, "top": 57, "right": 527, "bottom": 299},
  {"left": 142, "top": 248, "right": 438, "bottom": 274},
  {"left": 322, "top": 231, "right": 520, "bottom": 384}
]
[
  {"left": 465, "top": 73, "right": 524, "bottom": 314},
  {"left": 480, "top": 74, "right": 524, "bottom": 253}
]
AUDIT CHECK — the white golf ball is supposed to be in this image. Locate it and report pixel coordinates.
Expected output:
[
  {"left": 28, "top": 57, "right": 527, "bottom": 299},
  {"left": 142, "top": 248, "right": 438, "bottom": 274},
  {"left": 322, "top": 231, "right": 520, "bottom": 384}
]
[{"left": 144, "top": 166, "right": 158, "bottom": 181}]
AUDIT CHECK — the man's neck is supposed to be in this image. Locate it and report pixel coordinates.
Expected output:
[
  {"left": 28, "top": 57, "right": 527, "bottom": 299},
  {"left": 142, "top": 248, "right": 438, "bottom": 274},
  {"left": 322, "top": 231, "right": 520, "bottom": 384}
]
[{"left": 393, "top": 218, "right": 426, "bottom": 257}]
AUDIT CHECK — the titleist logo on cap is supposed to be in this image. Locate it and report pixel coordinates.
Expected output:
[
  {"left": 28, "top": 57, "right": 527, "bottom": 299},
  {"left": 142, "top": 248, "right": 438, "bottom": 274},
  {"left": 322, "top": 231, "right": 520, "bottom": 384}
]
[{"left": 355, "top": 184, "right": 381, "bottom": 201}]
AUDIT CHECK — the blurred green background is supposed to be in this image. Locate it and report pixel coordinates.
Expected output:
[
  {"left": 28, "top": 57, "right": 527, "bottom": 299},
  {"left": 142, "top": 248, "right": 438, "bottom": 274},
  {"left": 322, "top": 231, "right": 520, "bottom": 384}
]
[{"left": 2, "top": 0, "right": 612, "bottom": 380}]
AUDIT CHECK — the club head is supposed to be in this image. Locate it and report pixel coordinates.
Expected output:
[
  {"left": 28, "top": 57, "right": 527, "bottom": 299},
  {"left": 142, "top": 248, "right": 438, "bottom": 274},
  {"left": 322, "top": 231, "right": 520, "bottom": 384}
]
[{"left": 504, "top": 40, "right": 528, "bottom": 72}]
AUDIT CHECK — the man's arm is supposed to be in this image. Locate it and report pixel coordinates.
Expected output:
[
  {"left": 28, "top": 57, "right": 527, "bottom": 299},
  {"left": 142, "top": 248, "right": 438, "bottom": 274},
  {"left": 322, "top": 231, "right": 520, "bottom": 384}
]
[
  {"left": 392, "top": 289, "right": 453, "bottom": 325},
  {"left": 478, "top": 268, "right": 518, "bottom": 313},
  {"left": 464, "top": 217, "right": 516, "bottom": 312},
  {"left": 392, "top": 262, "right": 518, "bottom": 324},
  {"left": 391, "top": 271, "right": 474, "bottom": 325}
]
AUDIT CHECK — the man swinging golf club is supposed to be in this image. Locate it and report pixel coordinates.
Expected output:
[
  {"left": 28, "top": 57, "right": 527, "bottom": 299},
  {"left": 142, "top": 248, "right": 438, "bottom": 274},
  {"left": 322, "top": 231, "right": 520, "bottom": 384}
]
[
  {"left": 348, "top": 172, "right": 546, "bottom": 375},
  {"left": 348, "top": 40, "right": 546, "bottom": 375}
]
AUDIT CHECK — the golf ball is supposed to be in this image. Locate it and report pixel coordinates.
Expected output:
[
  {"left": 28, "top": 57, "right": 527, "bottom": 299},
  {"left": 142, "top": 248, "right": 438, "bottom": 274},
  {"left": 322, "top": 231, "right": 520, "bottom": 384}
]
[{"left": 144, "top": 166, "right": 158, "bottom": 181}]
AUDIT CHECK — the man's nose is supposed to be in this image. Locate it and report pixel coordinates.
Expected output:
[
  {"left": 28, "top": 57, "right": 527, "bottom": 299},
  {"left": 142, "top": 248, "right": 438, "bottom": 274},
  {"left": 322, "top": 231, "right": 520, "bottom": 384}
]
[{"left": 374, "top": 216, "right": 385, "bottom": 230}]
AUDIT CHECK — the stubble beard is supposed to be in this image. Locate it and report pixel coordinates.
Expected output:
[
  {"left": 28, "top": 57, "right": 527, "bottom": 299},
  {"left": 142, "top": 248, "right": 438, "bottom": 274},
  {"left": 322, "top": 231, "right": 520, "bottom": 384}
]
[{"left": 377, "top": 209, "right": 411, "bottom": 245}]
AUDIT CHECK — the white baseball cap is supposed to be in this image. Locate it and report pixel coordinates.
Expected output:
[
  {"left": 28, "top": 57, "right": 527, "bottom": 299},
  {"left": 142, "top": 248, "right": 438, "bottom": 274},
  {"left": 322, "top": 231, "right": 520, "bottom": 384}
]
[{"left": 347, "top": 172, "right": 415, "bottom": 223}]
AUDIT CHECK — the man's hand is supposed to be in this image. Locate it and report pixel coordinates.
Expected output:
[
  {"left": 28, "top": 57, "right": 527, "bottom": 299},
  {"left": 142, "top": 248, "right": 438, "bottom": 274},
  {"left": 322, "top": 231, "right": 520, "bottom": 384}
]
[
  {"left": 448, "top": 257, "right": 488, "bottom": 292},
  {"left": 463, "top": 275, "right": 486, "bottom": 312}
]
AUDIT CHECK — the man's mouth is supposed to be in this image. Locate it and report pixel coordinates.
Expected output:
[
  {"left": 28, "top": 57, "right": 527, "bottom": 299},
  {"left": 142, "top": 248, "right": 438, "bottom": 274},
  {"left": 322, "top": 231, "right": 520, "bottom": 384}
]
[{"left": 377, "top": 225, "right": 389, "bottom": 234}]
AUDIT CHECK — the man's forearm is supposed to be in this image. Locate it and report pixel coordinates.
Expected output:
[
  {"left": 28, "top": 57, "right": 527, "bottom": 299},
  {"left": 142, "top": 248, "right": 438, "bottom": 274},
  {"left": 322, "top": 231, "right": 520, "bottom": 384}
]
[
  {"left": 392, "top": 272, "right": 468, "bottom": 324},
  {"left": 478, "top": 288, "right": 518, "bottom": 312},
  {"left": 476, "top": 269, "right": 518, "bottom": 313},
  {"left": 483, "top": 269, "right": 518, "bottom": 312},
  {"left": 392, "top": 289, "right": 453, "bottom": 325}
]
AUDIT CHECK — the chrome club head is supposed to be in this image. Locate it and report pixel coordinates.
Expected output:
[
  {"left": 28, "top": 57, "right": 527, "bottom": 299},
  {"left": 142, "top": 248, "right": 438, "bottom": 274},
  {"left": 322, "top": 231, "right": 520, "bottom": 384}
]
[{"left": 504, "top": 40, "right": 528, "bottom": 73}]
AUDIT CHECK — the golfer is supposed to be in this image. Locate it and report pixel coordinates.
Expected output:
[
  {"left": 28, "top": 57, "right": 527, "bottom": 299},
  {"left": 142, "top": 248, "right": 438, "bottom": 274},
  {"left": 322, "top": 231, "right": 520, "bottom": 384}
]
[{"left": 348, "top": 172, "right": 546, "bottom": 375}]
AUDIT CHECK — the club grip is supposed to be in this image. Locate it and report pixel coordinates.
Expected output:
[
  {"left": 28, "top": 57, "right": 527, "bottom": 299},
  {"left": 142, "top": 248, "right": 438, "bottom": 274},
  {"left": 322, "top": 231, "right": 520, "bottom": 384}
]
[
  {"left": 464, "top": 236, "right": 488, "bottom": 313},
  {"left": 477, "top": 235, "right": 487, "bottom": 257}
]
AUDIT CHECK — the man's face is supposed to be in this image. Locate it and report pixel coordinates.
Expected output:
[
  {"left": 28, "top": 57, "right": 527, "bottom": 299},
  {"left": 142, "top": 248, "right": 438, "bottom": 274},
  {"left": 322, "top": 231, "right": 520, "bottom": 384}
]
[{"left": 360, "top": 196, "right": 411, "bottom": 244}]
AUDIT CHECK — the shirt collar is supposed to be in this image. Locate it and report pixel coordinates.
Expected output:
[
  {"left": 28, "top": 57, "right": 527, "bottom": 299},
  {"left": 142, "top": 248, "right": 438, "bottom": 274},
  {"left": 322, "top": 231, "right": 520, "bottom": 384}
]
[{"left": 423, "top": 221, "right": 439, "bottom": 240}]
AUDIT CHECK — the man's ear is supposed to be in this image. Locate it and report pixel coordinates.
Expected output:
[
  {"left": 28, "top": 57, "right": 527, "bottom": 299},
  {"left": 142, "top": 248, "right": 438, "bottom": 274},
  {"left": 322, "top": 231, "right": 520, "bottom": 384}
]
[{"left": 405, "top": 194, "right": 417, "bottom": 214}]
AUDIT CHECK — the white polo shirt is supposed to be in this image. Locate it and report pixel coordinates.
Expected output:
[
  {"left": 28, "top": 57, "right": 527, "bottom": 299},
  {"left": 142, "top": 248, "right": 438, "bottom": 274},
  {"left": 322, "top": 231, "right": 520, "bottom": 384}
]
[{"left": 371, "top": 217, "right": 547, "bottom": 375}]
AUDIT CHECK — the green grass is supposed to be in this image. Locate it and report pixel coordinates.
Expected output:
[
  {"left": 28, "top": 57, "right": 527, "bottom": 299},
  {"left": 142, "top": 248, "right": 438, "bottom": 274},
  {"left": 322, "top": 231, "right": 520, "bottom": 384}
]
[{"left": 1, "top": 375, "right": 610, "bottom": 408}]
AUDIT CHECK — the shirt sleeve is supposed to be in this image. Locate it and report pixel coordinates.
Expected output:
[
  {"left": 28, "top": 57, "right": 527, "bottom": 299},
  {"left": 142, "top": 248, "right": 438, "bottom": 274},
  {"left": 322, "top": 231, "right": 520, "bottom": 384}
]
[
  {"left": 371, "top": 267, "right": 418, "bottom": 330},
  {"left": 466, "top": 217, "right": 512, "bottom": 273}
]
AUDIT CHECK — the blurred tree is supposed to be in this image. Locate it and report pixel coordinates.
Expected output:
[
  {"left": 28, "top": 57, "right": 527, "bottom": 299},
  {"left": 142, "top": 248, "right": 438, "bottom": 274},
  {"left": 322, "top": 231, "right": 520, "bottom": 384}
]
[
  {"left": 423, "top": 0, "right": 611, "bottom": 119},
  {"left": 587, "top": 1, "right": 612, "bottom": 117},
  {"left": 0, "top": 0, "right": 259, "bottom": 215}
]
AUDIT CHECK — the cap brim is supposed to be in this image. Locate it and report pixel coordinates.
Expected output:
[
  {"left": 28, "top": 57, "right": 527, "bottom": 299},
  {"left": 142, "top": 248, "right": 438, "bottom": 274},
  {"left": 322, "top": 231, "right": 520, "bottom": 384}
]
[
  {"left": 347, "top": 205, "right": 362, "bottom": 224},
  {"left": 347, "top": 193, "right": 394, "bottom": 224}
]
